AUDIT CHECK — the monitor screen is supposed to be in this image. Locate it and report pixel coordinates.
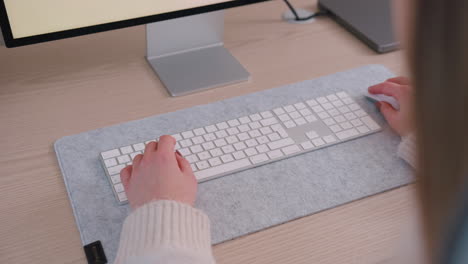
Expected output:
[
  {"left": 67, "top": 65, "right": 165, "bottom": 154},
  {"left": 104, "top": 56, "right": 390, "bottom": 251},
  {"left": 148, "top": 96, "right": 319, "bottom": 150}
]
[{"left": 0, "top": 0, "right": 268, "bottom": 47}]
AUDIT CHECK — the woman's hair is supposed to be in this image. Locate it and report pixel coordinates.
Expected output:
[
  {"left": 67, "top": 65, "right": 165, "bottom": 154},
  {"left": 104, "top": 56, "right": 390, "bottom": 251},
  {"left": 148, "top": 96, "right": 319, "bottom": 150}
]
[{"left": 410, "top": 0, "right": 468, "bottom": 261}]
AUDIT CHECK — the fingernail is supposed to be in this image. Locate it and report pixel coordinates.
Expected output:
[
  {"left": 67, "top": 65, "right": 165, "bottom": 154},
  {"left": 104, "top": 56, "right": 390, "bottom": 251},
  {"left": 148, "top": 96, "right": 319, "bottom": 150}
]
[{"left": 175, "top": 150, "right": 182, "bottom": 156}]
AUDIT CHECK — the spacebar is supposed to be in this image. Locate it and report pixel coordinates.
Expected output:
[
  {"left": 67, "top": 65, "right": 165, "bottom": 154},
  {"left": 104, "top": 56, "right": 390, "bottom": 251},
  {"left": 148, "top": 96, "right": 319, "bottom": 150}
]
[{"left": 194, "top": 158, "right": 252, "bottom": 181}]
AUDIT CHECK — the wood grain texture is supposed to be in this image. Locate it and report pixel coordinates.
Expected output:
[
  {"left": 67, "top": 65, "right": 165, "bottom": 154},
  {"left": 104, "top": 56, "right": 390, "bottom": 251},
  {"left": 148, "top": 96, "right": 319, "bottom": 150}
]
[{"left": 0, "top": 0, "right": 414, "bottom": 263}]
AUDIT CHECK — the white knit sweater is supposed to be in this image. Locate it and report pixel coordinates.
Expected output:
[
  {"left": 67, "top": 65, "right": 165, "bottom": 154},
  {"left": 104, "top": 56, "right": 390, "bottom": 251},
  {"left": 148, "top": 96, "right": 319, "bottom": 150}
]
[{"left": 114, "top": 136, "right": 417, "bottom": 264}]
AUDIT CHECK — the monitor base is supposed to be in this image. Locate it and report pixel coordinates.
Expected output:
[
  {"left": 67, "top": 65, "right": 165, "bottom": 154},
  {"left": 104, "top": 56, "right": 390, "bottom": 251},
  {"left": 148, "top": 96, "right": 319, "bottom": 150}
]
[{"left": 146, "top": 11, "right": 250, "bottom": 97}]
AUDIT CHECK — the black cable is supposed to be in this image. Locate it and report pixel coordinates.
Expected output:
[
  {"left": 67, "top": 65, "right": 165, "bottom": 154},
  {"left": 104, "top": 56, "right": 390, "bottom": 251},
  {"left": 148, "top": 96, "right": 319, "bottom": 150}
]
[{"left": 283, "top": 0, "right": 329, "bottom": 21}]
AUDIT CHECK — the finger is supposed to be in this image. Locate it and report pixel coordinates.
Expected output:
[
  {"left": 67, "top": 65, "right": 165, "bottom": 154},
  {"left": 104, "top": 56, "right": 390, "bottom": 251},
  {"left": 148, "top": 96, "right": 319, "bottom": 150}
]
[
  {"left": 156, "top": 135, "right": 176, "bottom": 154},
  {"left": 120, "top": 165, "right": 133, "bottom": 190},
  {"left": 132, "top": 154, "right": 143, "bottom": 167},
  {"left": 386, "top": 76, "right": 411, "bottom": 85},
  {"left": 379, "top": 102, "right": 399, "bottom": 126},
  {"left": 175, "top": 152, "right": 192, "bottom": 173},
  {"left": 144, "top": 141, "right": 158, "bottom": 156},
  {"left": 368, "top": 81, "right": 403, "bottom": 100}
]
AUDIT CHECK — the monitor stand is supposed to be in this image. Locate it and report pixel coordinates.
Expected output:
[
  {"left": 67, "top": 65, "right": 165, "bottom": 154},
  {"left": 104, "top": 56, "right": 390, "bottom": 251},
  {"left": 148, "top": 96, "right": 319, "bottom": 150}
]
[{"left": 146, "top": 11, "right": 250, "bottom": 97}]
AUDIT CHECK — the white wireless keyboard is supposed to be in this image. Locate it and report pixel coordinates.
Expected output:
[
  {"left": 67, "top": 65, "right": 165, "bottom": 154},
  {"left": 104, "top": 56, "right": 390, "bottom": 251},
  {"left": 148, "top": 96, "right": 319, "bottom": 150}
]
[{"left": 100, "top": 91, "right": 381, "bottom": 204}]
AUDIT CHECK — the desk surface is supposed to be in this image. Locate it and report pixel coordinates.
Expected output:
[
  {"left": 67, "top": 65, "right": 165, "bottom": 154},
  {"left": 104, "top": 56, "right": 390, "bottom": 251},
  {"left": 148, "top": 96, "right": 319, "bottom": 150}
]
[{"left": 0, "top": 1, "right": 416, "bottom": 263}]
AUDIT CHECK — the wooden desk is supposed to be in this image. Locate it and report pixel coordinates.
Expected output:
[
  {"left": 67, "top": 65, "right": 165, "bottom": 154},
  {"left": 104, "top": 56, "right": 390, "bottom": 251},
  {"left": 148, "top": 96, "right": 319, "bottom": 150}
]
[{"left": 0, "top": 0, "right": 416, "bottom": 263}]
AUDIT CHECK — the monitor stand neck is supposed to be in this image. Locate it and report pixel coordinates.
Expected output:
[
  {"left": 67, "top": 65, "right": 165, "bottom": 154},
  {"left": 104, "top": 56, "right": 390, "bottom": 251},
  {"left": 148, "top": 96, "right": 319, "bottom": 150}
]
[
  {"left": 146, "top": 11, "right": 250, "bottom": 96},
  {"left": 0, "top": 29, "right": 4, "bottom": 46}
]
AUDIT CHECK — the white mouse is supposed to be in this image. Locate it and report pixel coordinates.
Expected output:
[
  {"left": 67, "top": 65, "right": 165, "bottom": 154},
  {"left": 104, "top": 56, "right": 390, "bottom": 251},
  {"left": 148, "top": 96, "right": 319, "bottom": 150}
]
[{"left": 365, "top": 93, "right": 400, "bottom": 110}]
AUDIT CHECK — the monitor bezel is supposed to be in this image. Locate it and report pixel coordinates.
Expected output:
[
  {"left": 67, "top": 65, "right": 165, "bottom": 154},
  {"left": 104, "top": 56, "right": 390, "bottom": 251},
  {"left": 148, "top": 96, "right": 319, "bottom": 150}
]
[{"left": 0, "top": 0, "right": 269, "bottom": 48}]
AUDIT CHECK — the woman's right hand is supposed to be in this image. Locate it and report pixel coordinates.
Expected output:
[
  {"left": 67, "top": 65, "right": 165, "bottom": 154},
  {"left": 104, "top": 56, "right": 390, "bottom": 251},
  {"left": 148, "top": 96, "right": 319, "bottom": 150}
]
[{"left": 368, "top": 76, "right": 414, "bottom": 137}]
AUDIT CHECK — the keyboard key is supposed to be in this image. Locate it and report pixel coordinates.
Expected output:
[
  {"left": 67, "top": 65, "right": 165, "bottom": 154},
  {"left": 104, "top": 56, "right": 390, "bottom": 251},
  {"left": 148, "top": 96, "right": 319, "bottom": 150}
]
[
  {"left": 323, "top": 135, "right": 337, "bottom": 143},
  {"left": 334, "top": 115, "right": 346, "bottom": 123},
  {"left": 248, "top": 129, "right": 261, "bottom": 138},
  {"left": 104, "top": 158, "right": 117, "bottom": 168},
  {"left": 260, "top": 117, "right": 278, "bottom": 126},
  {"left": 268, "top": 138, "right": 294, "bottom": 150},
  {"left": 245, "top": 148, "right": 258, "bottom": 156},
  {"left": 338, "top": 106, "right": 350, "bottom": 114},
  {"left": 340, "top": 122, "right": 353, "bottom": 130},
  {"left": 190, "top": 145, "right": 204, "bottom": 153},
  {"left": 216, "top": 122, "right": 229, "bottom": 130},
  {"left": 245, "top": 138, "right": 259, "bottom": 147},
  {"left": 351, "top": 119, "right": 363, "bottom": 127},
  {"left": 214, "top": 139, "right": 227, "bottom": 147},
  {"left": 195, "top": 158, "right": 251, "bottom": 180},
  {"left": 300, "top": 109, "right": 312, "bottom": 116},
  {"left": 317, "top": 97, "right": 328, "bottom": 104},
  {"left": 178, "top": 148, "right": 191, "bottom": 156},
  {"left": 234, "top": 142, "right": 247, "bottom": 150},
  {"left": 221, "top": 154, "right": 234, "bottom": 163},
  {"left": 257, "top": 136, "right": 269, "bottom": 144},
  {"left": 306, "top": 99, "right": 318, "bottom": 107},
  {"left": 101, "top": 149, "right": 120, "bottom": 159},
  {"left": 312, "top": 105, "right": 324, "bottom": 113},
  {"left": 267, "top": 149, "right": 284, "bottom": 159},
  {"left": 172, "top": 134, "right": 183, "bottom": 141},
  {"left": 196, "top": 160, "right": 210, "bottom": 170},
  {"left": 361, "top": 116, "right": 380, "bottom": 130},
  {"left": 273, "top": 108, "right": 285, "bottom": 115},
  {"left": 289, "top": 111, "right": 301, "bottom": 119},
  {"left": 215, "top": 130, "right": 228, "bottom": 138},
  {"left": 295, "top": 118, "right": 307, "bottom": 126},
  {"left": 117, "top": 155, "right": 131, "bottom": 164},
  {"left": 209, "top": 148, "right": 222, "bottom": 157},
  {"left": 322, "top": 103, "right": 334, "bottom": 110},
  {"left": 250, "top": 153, "right": 269, "bottom": 164},
  {"left": 282, "top": 145, "right": 301, "bottom": 155},
  {"left": 345, "top": 112, "right": 357, "bottom": 120},
  {"left": 129, "top": 152, "right": 141, "bottom": 160},
  {"left": 238, "top": 132, "right": 250, "bottom": 141},
  {"left": 336, "top": 128, "right": 359, "bottom": 140},
  {"left": 194, "top": 128, "right": 206, "bottom": 136},
  {"left": 192, "top": 136, "right": 204, "bottom": 145},
  {"left": 108, "top": 164, "right": 125, "bottom": 175},
  {"left": 238, "top": 124, "right": 250, "bottom": 132},
  {"left": 343, "top": 98, "right": 354, "bottom": 104},
  {"left": 120, "top": 146, "right": 133, "bottom": 154},
  {"left": 205, "top": 125, "right": 217, "bottom": 133},
  {"left": 191, "top": 164, "right": 198, "bottom": 172},
  {"left": 250, "top": 114, "right": 262, "bottom": 121},
  {"left": 355, "top": 110, "right": 367, "bottom": 117},
  {"left": 186, "top": 154, "right": 199, "bottom": 163},
  {"left": 357, "top": 125, "right": 370, "bottom": 134},
  {"left": 284, "top": 105, "right": 295, "bottom": 112},
  {"left": 233, "top": 151, "right": 246, "bottom": 160},
  {"left": 337, "top": 92, "right": 349, "bottom": 98},
  {"left": 208, "top": 157, "right": 222, "bottom": 167},
  {"left": 323, "top": 118, "right": 336, "bottom": 126},
  {"left": 294, "top": 102, "right": 307, "bottom": 110},
  {"left": 256, "top": 144, "right": 270, "bottom": 153},
  {"left": 284, "top": 120, "right": 296, "bottom": 128},
  {"left": 222, "top": 145, "right": 235, "bottom": 154},
  {"left": 226, "top": 136, "right": 239, "bottom": 144},
  {"left": 249, "top": 122, "right": 261, "bottom": 130},
  {"left": 203, "top": 133, "right": 216, "bottom": 141},
  {"left": 329, "top": 124, "right": 342, "bottom": 133},
  {"left": 278, "top": 114, "right": 291, "bottom": 122},
  {"left": 133, "top": 143, "right": 145, "bottom": 151},
  {"left": 239, "top": 116, "right": 251, "bottom": 124},
  {"left": 332, "top": 100, "right": 344, "bottom": 107},
  {"left": 306, "top": 131, "right": 319, "bottom": 139},
  {"left": 328, "top": 109, "right": 340, "bottom": 116},
  {"left": 110, "top": 175, "right": 121, "bottom": 184},
  {"left": 228, "top": 119, "right": 241, "bottom": 127},
  {"left": 318, "top": 112, "right": 330, "bottom": 119},
  {"left": 260, "top": 111, "right": 273, "bottom": 118},
  {"left": 114, "top": 183, "right": 124, "bottom": 193},
  {"left": 327, "top": 94, "right": 339, "bottom": 101},
  {"left": 260, "top": 127, "right": 273, "bottom": 135},
  {"left": 305, "top": 115, "right": 317, "bottom": 123},
  {"left": 301, "top": 141, "right": 314, "bottom": 150},
  {"left": 268, "top": 133, "right": 281, "bottom": 141},
  {"left": 117, "top": 192, "right": 127, "bottom": 202},
  {"left": 312, "top": 138, "right": 325, "bottom": 147},
  {"left": 180, "top": 139, "right": 193, "bottom": 148},
  {"left": 348, "top": 103, "right": 360, "bottom": 111},
  {"left": 202, "top": 142, "right": 215, "bottom": 150},
  {"left": 198, "top": 151, "right": 211, "bottom": 160},
  {"left": 182, "top": 131, "right": 195, "bottom": 139}
]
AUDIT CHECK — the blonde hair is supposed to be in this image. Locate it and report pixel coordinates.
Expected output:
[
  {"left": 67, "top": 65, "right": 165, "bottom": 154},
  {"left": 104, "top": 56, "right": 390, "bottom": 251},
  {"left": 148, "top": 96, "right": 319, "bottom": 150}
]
[{"left": 410, "top": 0, "right": 468, "bottom": 261}]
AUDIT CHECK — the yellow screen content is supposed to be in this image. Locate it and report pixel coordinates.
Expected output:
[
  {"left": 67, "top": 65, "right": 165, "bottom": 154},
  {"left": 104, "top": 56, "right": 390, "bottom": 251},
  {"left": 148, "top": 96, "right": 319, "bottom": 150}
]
[{"left": 4, "top": 0, "right": 234, "bottom": 38}]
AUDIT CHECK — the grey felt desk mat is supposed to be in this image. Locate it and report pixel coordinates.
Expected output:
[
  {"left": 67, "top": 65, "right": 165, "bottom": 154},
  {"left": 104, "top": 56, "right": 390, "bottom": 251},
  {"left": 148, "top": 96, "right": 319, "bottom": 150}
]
[{"left": 55, "top": 64, "right": 413, "bottom": 263}]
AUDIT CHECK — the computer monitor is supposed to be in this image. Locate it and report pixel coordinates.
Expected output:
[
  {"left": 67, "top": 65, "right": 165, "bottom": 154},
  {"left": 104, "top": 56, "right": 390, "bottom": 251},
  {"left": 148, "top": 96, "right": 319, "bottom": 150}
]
[{"left": 0, "top": 0, "right": 270, "bottom": 96}]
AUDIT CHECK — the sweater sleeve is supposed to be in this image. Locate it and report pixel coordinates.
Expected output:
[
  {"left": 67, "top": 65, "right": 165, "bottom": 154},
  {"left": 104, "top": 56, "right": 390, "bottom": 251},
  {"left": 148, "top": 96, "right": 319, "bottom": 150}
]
[
  {"left": 397, "top": 134, "right": 417, "bottom": 168},
  {"left": 114, "top": 200, "right": 216, "bottom": 264}
]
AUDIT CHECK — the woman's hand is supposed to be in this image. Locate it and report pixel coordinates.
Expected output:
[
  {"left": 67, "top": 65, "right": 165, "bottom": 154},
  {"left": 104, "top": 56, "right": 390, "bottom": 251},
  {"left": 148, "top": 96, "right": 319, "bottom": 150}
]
[
  {"left": 368, "top": 76, "right": 414, "bottom": 137},
  {"left": 120, "top": 135, "right": 197, "bottom": 210}
]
